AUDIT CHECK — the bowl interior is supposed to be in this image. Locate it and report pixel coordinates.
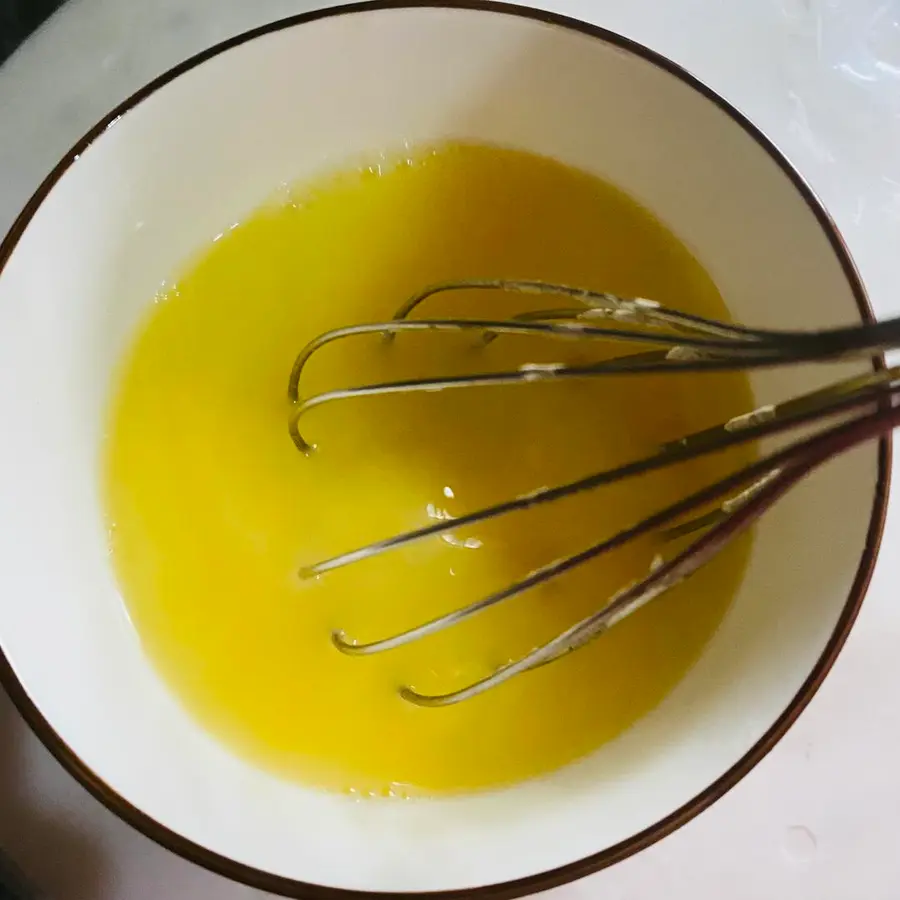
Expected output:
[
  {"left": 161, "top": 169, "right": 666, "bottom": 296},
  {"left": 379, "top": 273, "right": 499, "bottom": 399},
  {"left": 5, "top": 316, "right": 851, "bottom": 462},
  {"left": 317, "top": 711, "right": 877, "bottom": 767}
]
[{"left": 0, "top": 4, "right": 881, "bottom": 894}]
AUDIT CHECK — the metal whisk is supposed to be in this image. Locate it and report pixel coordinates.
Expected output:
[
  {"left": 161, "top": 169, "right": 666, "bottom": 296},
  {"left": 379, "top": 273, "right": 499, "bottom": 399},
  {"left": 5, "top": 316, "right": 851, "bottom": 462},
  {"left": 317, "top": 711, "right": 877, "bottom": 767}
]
[{"left": 288, "top": 280, "right": 900, "bottom": 708}]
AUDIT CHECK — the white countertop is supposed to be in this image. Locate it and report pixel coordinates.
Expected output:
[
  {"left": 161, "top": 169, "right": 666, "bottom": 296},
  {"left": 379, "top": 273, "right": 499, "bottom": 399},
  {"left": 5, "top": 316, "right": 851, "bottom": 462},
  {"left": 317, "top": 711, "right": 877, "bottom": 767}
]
[{"left": 2, "top": 1, "right": 900, "bottom": 897}]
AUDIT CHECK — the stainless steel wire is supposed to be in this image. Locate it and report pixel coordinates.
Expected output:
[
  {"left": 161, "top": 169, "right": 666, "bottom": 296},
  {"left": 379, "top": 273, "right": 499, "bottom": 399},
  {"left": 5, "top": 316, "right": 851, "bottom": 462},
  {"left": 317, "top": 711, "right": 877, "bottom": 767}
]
[{"left": 288, "top": 280, "right": 898, "bottom": 707}]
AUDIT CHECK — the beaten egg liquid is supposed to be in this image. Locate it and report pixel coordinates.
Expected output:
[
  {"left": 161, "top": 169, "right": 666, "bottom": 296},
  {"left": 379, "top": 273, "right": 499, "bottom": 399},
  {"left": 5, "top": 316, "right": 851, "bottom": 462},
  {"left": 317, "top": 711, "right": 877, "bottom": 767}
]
[{"left": 104, "top": 143, "right": 755, "bottom": 796}]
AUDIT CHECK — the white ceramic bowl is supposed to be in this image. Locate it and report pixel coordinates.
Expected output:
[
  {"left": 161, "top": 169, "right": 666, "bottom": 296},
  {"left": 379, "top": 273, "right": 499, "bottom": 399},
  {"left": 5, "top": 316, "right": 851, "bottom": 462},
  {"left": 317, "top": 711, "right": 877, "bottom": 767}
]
[{"left": 0, "top": 3, "right": 889, "bottom": 897}]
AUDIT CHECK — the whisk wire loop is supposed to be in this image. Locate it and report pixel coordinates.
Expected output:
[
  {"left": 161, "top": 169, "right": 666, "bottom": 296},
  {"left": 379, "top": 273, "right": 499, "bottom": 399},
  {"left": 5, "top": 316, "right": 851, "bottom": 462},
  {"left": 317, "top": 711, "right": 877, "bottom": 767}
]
[
  {"left": 402, "top": 396, "right": 900, "bottom": 706},
  {"left": 289, "top": 278, "right": 898, "bottom": 706}
]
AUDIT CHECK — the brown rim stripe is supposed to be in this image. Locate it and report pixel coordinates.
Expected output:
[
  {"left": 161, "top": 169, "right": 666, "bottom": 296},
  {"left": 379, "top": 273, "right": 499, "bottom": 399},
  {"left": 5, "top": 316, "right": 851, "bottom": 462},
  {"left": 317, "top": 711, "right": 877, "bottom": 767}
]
[{"left": 0, "top": 2, "right": 890, "bottom": 898}]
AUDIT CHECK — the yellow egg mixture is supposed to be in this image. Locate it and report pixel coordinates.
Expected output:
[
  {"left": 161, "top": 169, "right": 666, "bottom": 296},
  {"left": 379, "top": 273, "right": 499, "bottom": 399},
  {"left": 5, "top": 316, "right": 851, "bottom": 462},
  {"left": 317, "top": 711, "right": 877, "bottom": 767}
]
[{"left": 104, "top": 143, "right": 755, "bottom": 796}]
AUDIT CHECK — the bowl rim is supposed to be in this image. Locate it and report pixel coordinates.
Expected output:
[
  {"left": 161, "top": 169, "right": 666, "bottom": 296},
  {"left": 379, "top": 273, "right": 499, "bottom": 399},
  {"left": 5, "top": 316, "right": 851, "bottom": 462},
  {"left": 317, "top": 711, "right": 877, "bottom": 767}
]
[{"left": 0, "top": 1, "right": 891, "bottom": 897}]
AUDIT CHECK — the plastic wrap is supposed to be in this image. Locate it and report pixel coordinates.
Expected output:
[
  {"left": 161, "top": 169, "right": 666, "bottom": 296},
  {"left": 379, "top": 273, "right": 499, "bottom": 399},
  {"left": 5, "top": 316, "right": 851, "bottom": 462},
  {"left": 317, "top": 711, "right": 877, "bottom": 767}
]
[{"left": 775, "top": 0, "right": 900, "bottom": 317}]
